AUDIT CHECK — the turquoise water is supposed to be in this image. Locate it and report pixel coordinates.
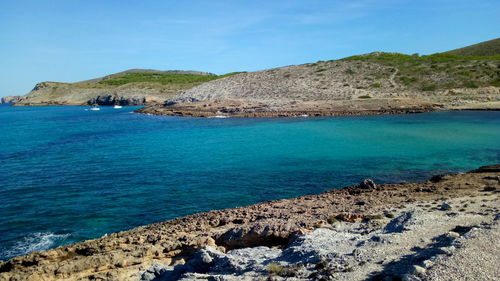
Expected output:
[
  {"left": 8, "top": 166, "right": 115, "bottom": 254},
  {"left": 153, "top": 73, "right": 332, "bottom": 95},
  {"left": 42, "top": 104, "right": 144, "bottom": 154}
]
[{"left": 0, "top": 105, "right": 499, "bottom": 260}]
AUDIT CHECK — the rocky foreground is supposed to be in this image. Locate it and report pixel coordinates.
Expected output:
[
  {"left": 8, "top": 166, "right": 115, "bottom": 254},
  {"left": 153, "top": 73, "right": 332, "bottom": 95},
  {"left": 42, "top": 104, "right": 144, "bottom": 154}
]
[{"left": 0, "top": 165, "right": 499, "bottom": 280}]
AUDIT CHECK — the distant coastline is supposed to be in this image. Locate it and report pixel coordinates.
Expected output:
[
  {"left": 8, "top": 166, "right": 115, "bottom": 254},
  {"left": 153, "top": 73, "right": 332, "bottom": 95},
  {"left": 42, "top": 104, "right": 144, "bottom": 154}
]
[{"left": 4, "top": 39, "right": 500, "bottom": 118}]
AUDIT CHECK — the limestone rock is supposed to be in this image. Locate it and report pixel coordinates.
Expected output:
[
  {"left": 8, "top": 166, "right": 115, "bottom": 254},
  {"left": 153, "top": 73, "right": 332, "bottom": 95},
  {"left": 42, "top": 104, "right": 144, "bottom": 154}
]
[{"left": 384, "top": 211, "right": 419, "bottom": 233}]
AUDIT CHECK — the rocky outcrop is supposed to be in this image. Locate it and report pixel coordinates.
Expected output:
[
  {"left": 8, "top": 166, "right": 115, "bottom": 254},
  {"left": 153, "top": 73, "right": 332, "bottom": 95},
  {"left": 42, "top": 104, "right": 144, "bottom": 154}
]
[
  {"left": 87, "top": 95, "right": 146, "bottom": 106},
  {"left": 0, "top": 165, "right": 498, "bottom": 281},
  {"left": 140, "top": 198, "right": 500, "bottom": 281},
  {"left": 1, "top": 96, "right": 21, "bottom": 104},
  {"left": 136, "top": 98, "right": 437, "bottom": 118}
]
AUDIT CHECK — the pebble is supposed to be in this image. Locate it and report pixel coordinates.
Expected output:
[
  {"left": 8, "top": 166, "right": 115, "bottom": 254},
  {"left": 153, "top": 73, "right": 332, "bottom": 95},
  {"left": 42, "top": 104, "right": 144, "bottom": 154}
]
[{"left": 448, "top": 231, "right": 460, "bottom": 238}]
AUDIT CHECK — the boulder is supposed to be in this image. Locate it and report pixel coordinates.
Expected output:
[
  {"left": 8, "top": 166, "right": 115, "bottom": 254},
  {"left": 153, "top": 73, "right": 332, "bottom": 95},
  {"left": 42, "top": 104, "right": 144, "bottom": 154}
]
[
  {"left": 440, "top": 202, "right": 452, "bottom": 211},
  {"left": 359, "top": 179, "right": 377, "bottom": 189}
]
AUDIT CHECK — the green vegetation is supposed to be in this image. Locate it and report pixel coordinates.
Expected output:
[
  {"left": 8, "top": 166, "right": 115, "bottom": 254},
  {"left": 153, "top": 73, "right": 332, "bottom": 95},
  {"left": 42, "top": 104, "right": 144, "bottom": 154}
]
[
  {"left": 365, "top": 214, "right": 385, "bottom": 221},
  {"left": 327, "top": 216, "right": 339, "bottom": 224},
  {"left": 344, "top": 69, "right": 355, "bottom": 75},
  {"left": 492, "top": 78, "right": 500, "bottom": 87},
  {"left": 343, "top": 52, "right": 500, "bottom": 90},
  {"left": 399, "top": 76, "right": 418, "bottom": 85},
  {"left": 267, "top": 263, "right": 284, "bottom": 275},
  {"left": 445, "top": 38, "right": 500, "bottom": 56},
  {"left": 267, "top": 263, "right": 298, "bottom": 277},
  {"left": 371, "top": 83, "right": 382, "bottom": 88},
  {"left": 98, "top": 72, "right": 243, "bottom": 86},
  {"left": 421, "top": 84, "right": 437, "bottom": 91}
]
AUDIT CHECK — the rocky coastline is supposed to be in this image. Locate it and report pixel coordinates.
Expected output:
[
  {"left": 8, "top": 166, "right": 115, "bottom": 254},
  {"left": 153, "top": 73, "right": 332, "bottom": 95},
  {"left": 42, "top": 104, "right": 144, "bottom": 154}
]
[
  {"left": 0, "top": 165, "right": 499, "bottom": 281},
  {"left": 135, "top": 98, "right": 438, "bottom": 118}
]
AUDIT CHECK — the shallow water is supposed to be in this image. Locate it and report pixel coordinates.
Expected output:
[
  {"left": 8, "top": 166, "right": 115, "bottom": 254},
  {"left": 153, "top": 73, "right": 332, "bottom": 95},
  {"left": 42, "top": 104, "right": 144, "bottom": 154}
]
[{"left": 0, "top": 105, "right": 499, "bottom": 260}]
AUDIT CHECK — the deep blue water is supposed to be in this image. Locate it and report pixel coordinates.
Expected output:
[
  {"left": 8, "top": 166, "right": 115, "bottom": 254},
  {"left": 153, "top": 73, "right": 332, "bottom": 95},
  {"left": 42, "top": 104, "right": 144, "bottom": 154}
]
[{"left": 0, "top": 105, "right": 499, "bottom": 260}]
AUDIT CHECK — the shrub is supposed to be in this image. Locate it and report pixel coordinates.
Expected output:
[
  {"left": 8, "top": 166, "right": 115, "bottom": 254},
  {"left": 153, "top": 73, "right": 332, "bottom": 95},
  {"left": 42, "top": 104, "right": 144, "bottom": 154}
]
[
  {"left": 267, "top": 263, "right": 284, "bottom": 275},
  {"left": 267, "top": 263, "right": 298, "bottom": 277},
  {"left": 400, "top": 76, "right": 418, "bottom": 85},
  {"left": 345, "top": 69, "right": 355, "bottom": 75},
  {"left": 98, "top": 72, "right": 243, "bottom": 86},
  {"left": 327, "top": 216, "right": 339, "bottom": 224},
  {"left": 421, "top": 84, "right": 437, "bottom": 91},
  {"left": 462, "top": 80, "right": 479, "bottom": 88}
]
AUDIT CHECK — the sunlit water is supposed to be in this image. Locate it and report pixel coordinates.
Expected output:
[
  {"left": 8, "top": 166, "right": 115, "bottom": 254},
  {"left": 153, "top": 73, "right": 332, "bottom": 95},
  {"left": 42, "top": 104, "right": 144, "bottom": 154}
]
[{"left": 0, "top": 105, "right": 499, "bottom": 260}]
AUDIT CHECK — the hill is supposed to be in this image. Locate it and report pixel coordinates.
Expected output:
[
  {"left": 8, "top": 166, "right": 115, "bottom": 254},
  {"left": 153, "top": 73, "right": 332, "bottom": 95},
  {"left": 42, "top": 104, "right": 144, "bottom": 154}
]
[
  {"left": 445, "top": 38, "right": 500, "bottom": 56},
  {"left": 11, "top": 70, "right": 241, "bottom": 106},
  {"left": 141, "top": 50, "right": 500, "bottom": 117},
  {"left": 11, "top": 39, "right": 500, "bottom": 112}
]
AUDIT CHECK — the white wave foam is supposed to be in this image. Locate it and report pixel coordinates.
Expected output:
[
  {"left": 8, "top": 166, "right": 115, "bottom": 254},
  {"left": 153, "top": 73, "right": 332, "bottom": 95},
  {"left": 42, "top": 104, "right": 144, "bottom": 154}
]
[{"left": 3, "top": 232, "right": 70, "bottom": 258}]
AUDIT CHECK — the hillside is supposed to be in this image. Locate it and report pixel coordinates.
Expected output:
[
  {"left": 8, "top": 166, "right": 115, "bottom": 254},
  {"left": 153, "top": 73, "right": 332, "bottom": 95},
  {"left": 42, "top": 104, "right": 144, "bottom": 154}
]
[
  {"left": 10, "top": 39, "right": 500, "bottom": 112},
  {"left": 141, "top": 50, "right": 500, "bottom": 117},
  {"left": 445, "top": 38, "right": 500, "bottom": 56},
  {"left": 11, "top": 70, "right": 241, "bottom": 106}
]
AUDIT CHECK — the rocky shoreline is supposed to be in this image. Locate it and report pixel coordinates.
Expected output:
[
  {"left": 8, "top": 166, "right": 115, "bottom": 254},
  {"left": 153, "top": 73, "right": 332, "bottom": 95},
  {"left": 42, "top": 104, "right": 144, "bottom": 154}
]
[
  {"left": 0, "top": 165, "right": 499, "bottom": 281},
  {"left": 135, "top": 98, "right": 438, "bottom": 118}
]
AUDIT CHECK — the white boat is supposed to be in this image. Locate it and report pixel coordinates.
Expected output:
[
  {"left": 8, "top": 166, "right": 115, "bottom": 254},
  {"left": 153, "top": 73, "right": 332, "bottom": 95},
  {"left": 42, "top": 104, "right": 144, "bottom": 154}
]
[
  {"left": 113, "top": 105, "right": 122, "bottom": 109},
  {"left": 89, "top": 105, "right": 100, "bottom": 111}
]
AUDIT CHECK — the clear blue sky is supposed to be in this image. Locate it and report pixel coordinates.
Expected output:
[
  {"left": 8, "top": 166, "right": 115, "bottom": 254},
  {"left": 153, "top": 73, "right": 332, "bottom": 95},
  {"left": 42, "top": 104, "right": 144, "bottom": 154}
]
[{"left": 0, "top": 0, "right": 499, "bottom": 96}]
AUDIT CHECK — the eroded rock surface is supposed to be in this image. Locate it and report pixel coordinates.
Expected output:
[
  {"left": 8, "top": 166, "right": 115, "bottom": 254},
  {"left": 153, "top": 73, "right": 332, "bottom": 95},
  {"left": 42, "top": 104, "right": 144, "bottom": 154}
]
[{"left": 0, "top": 165, "right": 499, "bottom": 281}]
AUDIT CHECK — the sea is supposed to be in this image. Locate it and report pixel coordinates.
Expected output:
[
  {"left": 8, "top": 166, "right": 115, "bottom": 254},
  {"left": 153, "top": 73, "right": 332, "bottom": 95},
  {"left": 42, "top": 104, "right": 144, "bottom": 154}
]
[{"left": 0, "top": 105, "right": 499, "bottom": 260}]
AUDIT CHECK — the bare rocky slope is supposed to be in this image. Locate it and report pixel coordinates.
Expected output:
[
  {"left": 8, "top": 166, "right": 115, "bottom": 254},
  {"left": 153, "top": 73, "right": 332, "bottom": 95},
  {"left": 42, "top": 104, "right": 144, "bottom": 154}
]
[
  {"left": 140, "top": 50, "right": 500, "bottom": 117},
  {"left": 0, "top": 165, "right": 498, "bottom": 281}
]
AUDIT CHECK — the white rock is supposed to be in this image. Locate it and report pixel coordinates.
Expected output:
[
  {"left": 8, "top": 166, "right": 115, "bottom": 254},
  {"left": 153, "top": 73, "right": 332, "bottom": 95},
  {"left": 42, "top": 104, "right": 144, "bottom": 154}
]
[{"left": 413, "top": 265, "right": 426, "bottom": 274}]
